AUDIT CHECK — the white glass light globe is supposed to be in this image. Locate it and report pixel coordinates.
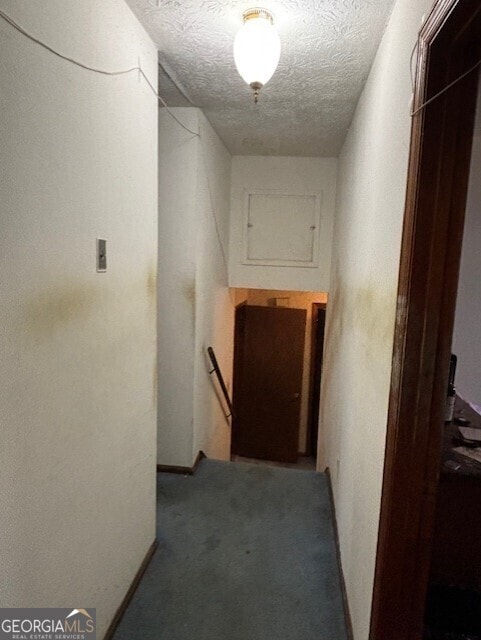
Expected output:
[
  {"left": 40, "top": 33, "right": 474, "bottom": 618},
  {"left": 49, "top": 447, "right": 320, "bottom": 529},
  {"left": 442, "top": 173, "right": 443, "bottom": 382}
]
[{"left": 233, "top": 13, "right": 281, "bottom": 88}]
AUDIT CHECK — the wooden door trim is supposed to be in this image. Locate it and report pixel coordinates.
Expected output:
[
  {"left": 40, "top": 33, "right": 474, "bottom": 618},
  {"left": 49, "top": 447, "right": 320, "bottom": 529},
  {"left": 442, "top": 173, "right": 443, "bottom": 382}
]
[
  {"left": 307, "top": 303, "right": 327, "bottom": 457},
  {"left": 370, "top": 1, "right": 481, "bottom": 638}
]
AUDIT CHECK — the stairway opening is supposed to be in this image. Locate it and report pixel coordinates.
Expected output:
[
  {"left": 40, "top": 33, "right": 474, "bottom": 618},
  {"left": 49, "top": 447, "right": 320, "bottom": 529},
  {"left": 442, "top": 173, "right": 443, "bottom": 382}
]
[{"left": 229, "top": 288, "right": 328, "bottom": 471}]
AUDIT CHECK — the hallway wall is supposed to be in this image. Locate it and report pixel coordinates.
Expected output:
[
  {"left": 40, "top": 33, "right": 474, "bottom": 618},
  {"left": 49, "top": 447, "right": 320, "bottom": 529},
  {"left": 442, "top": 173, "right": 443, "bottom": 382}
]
[
  {"left": 0, "top": 1, "right": 158, "bottom": 636},
  {"left": 158, "top": 108, "right": 198, "bottom": 467},
  {"left": 193, "top": 112, "right": 234, "bottom": 461},
  {"left": 319, "top": 0, "right": 435, "bottom": 638},
  {"left": 158, "top": 108, "right": 234, "bottom": 467}
]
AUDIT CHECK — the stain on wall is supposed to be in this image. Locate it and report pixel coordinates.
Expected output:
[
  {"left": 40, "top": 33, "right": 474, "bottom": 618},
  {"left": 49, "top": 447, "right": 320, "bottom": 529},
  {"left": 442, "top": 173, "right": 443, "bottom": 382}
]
[
  {"left": 146, "top": 265, "right": 157, "bottom": 304},
  {"left": 152, "top": 358, "right": 158, "bottom": 407},
  {"left": 183, "top": 280, "right": 196, "bottom": 306},
  {"left": 23, "top": 284, "right": 100, "bottom": 338}
]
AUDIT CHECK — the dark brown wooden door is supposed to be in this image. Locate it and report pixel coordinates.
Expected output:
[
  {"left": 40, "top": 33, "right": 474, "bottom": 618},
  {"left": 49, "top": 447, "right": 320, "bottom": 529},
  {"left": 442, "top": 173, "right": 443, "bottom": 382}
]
[{"left": 232, "top": 305, "right": 306, "bottom": 463}]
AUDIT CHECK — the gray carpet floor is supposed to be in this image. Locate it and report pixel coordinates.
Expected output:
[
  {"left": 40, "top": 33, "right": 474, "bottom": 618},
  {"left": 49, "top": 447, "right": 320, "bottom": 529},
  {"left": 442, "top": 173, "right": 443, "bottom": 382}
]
[{"left": 113, "top": 459, "right": 348, "bottom": 640}]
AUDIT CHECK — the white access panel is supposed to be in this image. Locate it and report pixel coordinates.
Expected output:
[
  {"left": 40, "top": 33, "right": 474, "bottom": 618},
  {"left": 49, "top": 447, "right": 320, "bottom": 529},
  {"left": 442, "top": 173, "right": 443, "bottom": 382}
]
[{"left": 242, "top": 190, "right": 322, "bottom": 267}]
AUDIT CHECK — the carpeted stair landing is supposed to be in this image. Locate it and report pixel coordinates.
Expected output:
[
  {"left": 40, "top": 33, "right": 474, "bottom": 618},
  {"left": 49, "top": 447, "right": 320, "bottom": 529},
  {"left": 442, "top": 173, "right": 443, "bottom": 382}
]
[{"left": 113, "top": 459, "right": 348, "bottom": 640}]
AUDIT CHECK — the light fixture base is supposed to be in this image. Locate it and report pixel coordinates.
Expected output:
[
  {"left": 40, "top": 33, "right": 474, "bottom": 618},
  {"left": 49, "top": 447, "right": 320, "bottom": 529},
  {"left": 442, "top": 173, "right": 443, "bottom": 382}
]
[
  {"left": 250, "top": 81, "right": 263, "bottom": 104},
  {"left": 243, "top": 7, "right": 274, "bottom": 24}
]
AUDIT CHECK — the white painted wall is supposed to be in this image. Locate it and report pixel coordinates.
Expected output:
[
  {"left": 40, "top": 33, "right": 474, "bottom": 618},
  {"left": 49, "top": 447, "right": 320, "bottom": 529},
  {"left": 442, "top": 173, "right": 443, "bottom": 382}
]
[
  {"left": 193, "top": 112, "right": 234, "bottom": 461},
  {"left": 0, "top": 1, "right": 158, "bottom": 636},
  {"left": 452, "top": 83, "right": 481, "bottom": 407},
  {"left": 158, "top": 108, "right": 234, "bottom": 466},
  {"left": 318, "top": 1, "right": 434, "bottom": 638},
  {"left": 229, "top": 157, "right": 337, "bottom": 291},
  {"left": 158, "top": 108, "right": 198, "bottom": 467}
]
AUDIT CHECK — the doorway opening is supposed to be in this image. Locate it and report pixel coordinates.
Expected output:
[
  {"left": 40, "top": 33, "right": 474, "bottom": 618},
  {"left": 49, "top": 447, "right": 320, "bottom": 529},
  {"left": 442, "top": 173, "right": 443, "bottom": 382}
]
[
  {"left": 423, "top": 73, "right": 481, "bottom": 640},
  {"left": 230, "top": 288, "right": 328, "bottom": 471}
]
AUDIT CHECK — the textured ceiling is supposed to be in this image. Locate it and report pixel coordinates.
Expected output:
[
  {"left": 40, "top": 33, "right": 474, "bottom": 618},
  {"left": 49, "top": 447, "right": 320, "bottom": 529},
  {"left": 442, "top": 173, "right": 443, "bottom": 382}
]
[{"left": 125, "top": 0, "right": 396, "bottom": 156}]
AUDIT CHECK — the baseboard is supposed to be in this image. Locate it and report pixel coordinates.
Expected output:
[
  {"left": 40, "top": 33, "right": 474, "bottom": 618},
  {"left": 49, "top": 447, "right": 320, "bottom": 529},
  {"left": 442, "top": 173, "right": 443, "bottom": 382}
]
[
  {"left": 156, "top": 450, "right": 206, "bottom": 476},
  {"left": 192, "top": 450, "right": 206, "bottom": 473},
  {"left": 103, "top": 538, "right": 158, "bottom": 640},
  {"left": 325, "top": 468, "right": 354, "bottom": 640}
]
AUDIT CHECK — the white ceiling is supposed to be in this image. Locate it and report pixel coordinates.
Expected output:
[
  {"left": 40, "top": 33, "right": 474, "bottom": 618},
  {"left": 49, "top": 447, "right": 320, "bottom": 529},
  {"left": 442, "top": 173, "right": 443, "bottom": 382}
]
[{"left": 126, "top": 0, "right": 396, "bottom": 157}]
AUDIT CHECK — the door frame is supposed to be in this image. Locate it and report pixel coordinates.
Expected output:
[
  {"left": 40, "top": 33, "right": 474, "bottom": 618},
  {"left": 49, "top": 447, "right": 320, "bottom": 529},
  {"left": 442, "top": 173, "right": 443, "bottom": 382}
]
[
  {"left": 231, "top": 301, "right": 247, "bottom": 459},
  {"left": 307, "top": 302, "right": 327, "bottom": 458},
  {"left": 370, "top": 1, "right": 481, "bottom": 638}
]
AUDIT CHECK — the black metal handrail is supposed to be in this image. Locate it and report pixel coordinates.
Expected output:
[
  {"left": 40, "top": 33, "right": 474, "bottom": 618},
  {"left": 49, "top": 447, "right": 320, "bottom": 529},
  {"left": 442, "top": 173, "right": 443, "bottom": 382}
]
[{"left": 207, "top": 346, "right": 234, "bottom": 419}]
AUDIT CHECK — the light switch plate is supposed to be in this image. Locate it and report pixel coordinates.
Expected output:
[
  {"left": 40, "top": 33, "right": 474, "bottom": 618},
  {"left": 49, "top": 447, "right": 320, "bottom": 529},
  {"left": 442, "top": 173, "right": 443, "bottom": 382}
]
[{"left": 97, "top": 238, "right": 107, "bottom": 272}]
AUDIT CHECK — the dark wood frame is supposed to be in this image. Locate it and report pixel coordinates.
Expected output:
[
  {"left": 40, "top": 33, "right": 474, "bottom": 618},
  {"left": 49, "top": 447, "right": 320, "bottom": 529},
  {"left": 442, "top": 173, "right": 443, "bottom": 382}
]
[
  {"left": 370, "top": 1, "right": 481, "bottom": 638},
  {"left": 231, "top": 301, "right": 247, "bottom": 459},
  {"left": 326, "top": 469, "right": 354, "bottom": 640},
  {"left": 307, "top": 302, "right": 327, "bottom": 458},
  {"left": 157, "top": 450, "right": 205, "bottom": 476},
  {"left": 104, "top": 539, "right": 158, "bottom": 640}
]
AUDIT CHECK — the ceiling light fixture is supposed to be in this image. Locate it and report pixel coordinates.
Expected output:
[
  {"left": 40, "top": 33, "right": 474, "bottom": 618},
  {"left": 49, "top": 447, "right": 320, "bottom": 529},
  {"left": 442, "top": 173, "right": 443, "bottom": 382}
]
[{"left": 233, "top": 8, "right": 281, "bottom": 104}]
